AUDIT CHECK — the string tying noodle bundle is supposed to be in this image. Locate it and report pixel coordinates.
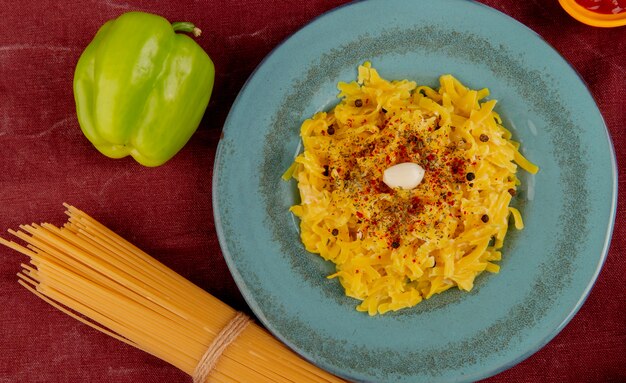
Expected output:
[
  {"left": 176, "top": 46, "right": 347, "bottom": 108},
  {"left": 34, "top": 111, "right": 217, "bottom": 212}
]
[
  {"left": 0, "top": 204, "right": 344, "bottom": 383},
  {"left": 193, "top": 312, "right": 251, "bottom": 383}
]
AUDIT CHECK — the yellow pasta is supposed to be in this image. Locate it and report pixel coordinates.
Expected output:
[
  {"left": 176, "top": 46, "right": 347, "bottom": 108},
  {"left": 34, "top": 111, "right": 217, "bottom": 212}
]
[{"left": 287, "top": 63, "right": 538, "bottom": 316}]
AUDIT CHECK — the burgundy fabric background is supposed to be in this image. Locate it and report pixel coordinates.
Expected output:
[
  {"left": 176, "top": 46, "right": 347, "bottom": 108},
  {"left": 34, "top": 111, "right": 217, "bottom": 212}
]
[{"left": 0, "top": 1, "right": 623, "bottom": 382}]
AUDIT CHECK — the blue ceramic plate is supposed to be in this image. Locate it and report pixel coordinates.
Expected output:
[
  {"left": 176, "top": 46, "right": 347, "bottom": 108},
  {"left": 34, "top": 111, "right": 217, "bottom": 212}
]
[{"left": 213, "top": 1, "right": 617, "bottom": 382}]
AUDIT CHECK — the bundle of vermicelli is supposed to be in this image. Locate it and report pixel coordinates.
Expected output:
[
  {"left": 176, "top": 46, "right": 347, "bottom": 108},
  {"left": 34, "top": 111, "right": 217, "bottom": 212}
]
[{"left": 0, "top": 204, "right": 344, "bottom": 383}]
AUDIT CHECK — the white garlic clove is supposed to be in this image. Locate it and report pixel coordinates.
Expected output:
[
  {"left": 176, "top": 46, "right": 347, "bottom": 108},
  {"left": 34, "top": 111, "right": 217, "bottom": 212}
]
[{"left": 382, "top": 162, "right": 425, "bottom": 190}]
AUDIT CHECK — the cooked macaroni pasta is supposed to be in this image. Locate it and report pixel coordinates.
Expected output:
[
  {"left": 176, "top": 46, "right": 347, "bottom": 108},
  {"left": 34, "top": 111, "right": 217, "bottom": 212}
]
[{"left": 284, "top": 63, "right": 538, "bottom": 315}]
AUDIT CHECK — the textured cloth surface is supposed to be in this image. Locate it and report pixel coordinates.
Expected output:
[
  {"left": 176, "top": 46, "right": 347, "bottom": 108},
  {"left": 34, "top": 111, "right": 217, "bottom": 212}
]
[{"left": 0, "top": 1, "right": 623, "bottom": 382}]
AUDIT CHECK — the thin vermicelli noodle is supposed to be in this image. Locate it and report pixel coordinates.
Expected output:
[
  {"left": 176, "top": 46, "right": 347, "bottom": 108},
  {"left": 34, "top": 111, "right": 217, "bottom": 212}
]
[
  {"left": 0, "top": 204, "right": 344, "bottom": 383},
  {"left": 285, "top": 63, "right": 538, "bottom": 315}
]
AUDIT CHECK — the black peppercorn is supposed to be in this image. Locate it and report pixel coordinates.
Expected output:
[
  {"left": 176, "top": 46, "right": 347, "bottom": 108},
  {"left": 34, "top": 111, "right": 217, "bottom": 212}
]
[
  {"left": 322, "top": 165, "right": 329, "bottom": 176},
  {"left": 354, "top": 99, "right": 363, "bottom": 107},
  {"left": 479, "top": 134, "right": 489, "bottom": 142},
  {"left": 391, "top": 241, "right": 400, "bottom": 249},
  {"left": 466, "top": 172, "right": 475, "bottom": 181},
  {"left": 381, "top": 107, "right": 388, "bottom": 113},
  {"left": 327, "top": 125, "right": 335, "bottom": 135},
  {"left": 331, "top": 228, "right": 339, "bottom": 236},
  {"left": 481, "top": 214, "right": 489, "bottom": 223}
]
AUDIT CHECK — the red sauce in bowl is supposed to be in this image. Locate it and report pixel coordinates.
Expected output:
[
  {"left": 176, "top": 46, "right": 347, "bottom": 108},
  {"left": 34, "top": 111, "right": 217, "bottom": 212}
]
[{"left": 575, "top": 0, "right": 626, "bottom": 14}]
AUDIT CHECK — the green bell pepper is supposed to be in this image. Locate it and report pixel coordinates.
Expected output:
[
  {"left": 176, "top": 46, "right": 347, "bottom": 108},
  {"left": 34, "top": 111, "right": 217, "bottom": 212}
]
[{"left": 73, "top": 11, "right": 215, "bottom": 167}]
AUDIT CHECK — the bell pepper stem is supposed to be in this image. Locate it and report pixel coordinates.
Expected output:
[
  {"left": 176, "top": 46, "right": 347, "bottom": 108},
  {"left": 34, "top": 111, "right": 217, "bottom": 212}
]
[{"left": 171, "top": 21, "right": 201, "bottom": 37}]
